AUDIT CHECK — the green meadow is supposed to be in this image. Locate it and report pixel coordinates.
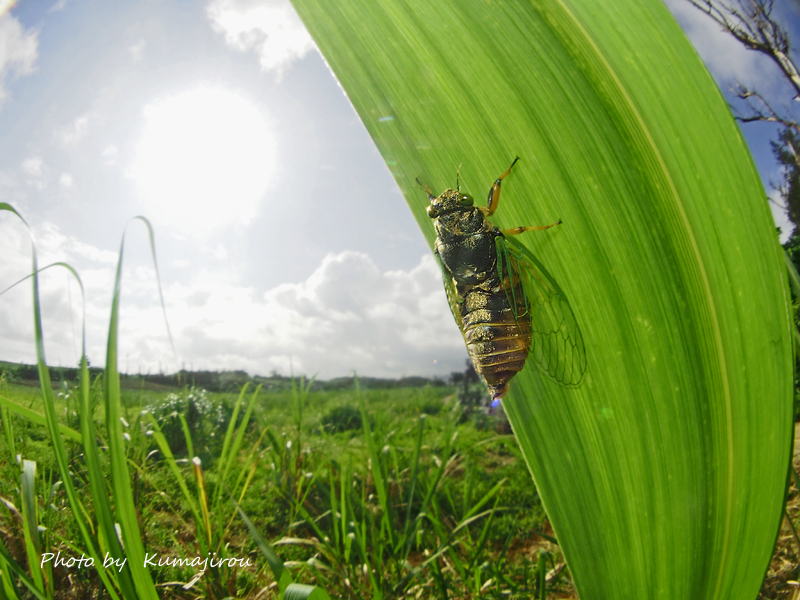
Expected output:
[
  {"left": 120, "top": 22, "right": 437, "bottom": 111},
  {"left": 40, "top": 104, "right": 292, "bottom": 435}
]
[{"left": 0, "top": 368, "right": 573, "bottom": 599}]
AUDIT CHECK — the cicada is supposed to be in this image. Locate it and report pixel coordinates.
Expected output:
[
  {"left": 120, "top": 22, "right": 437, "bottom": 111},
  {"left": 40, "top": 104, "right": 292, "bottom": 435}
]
[{"left": 419, "top": 157, "right": 586, "bottom": 401}]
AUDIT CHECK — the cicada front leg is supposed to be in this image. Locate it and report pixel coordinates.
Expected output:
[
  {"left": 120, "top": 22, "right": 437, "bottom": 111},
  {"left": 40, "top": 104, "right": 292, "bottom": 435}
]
[
  {"left": 485, "top": 157, "right": 562, "bottom": 235},
  {"left": 485, "top": 156, "right": 520, "bottom": 216}
]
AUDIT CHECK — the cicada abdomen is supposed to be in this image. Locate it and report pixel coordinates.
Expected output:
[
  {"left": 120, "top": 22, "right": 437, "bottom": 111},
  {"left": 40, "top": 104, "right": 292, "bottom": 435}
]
[
  {"left": 459, "top": 257, "right": 532, "bottom": 400},
  {"left": 421, "top": 156, "right": 586, "bottom": 400}
]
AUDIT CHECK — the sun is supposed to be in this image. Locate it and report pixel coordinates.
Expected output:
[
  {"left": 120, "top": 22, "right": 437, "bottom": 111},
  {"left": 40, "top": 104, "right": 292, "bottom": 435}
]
[{"left": 132, "top": 87, "right": 276, "bottom": 233}]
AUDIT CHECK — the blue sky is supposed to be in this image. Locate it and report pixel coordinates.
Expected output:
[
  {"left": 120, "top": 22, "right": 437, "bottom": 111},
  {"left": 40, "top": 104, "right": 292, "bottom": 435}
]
[{"left": 0, "top": 0, "right": 797, "bottom": 379}]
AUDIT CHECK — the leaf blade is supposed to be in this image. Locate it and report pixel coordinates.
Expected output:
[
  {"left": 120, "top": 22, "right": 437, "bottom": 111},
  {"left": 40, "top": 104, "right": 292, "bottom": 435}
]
[{"left": 290, "top": 1, "right": 794, "bottom": 598}]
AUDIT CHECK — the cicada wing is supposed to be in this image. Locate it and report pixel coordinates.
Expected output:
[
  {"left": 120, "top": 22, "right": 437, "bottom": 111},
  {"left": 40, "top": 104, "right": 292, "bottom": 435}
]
[
  {"left": 433, "top": 248, "right": 466, "bottom": 336},
  {"left": 496, "top": 235, "right": 587, "bottom": 387}
]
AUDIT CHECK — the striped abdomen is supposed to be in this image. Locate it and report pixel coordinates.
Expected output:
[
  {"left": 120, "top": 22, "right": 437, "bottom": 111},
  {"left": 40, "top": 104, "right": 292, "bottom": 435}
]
[{"left": 460, "top": 274, "right": 532, "bottom": 400}]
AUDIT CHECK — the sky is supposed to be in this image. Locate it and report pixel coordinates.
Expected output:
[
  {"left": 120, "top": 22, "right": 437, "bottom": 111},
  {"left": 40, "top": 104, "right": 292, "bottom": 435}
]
[{"left": 0, "top": 0, "right": 797, "bottom": 380}]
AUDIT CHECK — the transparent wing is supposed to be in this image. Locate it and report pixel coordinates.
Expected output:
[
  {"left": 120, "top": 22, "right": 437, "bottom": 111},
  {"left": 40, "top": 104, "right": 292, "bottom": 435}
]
[
  {"left": 496, "top": 235, "right": 587, "bottom": 387},
  {"left": 433, "top": 248, "right": 466, "bottom": 336}
]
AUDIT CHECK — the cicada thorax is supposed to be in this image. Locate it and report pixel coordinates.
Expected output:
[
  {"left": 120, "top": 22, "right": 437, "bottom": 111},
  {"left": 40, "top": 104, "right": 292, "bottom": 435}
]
[
  {"left": 458, "top": 255, "right": 533, "bottom": 400},
  {"left": 434, "top": 209, "right": 534, "bottom": 399}
]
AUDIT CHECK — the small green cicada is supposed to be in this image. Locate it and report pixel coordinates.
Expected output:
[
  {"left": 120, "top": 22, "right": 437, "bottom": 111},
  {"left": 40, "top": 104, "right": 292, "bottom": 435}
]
[{"left": 419, "top": 157, "right": 586, "bottom": 401}]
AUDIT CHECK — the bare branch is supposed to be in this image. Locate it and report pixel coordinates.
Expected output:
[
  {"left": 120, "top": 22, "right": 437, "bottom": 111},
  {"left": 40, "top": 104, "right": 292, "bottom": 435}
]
[
  {"left": 730, "top": 85, "right": 800, "bottom": 133},
  {"left": 785, "top": 135, "right": 800, "bottom": 163},
  {"left": 686, "top": 0, "right": 800, "bottom": 96},
  {"left": 767, "top": 189, "right": 787, "bottom": 210}
]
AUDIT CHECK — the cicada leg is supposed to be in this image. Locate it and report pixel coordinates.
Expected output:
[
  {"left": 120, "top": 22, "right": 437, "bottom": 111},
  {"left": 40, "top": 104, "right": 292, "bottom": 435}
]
[
  {"left": 502, "top": 220, "right": 562, "bottom": 236},
  {"left": 415, "top": 177, "right": 436, "bottom": 200},
  {"left": 486, "top": 156, "right": 520, "bottom": 215}
]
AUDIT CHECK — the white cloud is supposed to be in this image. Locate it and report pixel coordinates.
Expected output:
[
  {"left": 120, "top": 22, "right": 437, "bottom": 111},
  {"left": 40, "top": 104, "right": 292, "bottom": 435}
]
[
  {"left": 22, "top": 156, "right": 46, "bottom": 189},
  {"left": 766, "top": 186, "right": 794, "bottom": 241},
  {"left": 56, "top": 114, "right": 89, "bottom": 146},
  {"left": 156, "top": 251, "right": 466, "bottom": 379},
  {"left": 102, "top": 145, "right": 118, "bottom": 166},
  {"left": 0, "top": 169, "right": 16, "bottom": 190},
  {"left": 0, "top": 13, "right": 38, "bottom": 108},
  {"left": 206, "top": 0, "right": 316, "bottom": 77},
  {"left": 128, "top": 39, "right": 145, "bottom": 61},
  {"left": 59, "top": 172, "right": 72, "bottom": 188},
  {"left": 0, "top": 230, "right": 466, "bottom": 380},
  {"left": 31, "top": 222, "right": 117, "bottom": 266},
  {"left": 0, "top": 169, "right": 26, "bottom": 211},
  {"left": 114, "top": 251, "right": 465, "bottom": 379},
  {"left": 22, "top": 156, "right": 43, "bottom": 176},
  {"left": 49, "top": 0, "right": 69, "bottom": 12}
]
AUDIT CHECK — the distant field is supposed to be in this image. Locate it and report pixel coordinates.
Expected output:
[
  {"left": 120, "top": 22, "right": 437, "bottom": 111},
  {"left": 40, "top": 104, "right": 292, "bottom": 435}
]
[{"left": 0, "top": 359, "right": 452, "bottom": 393}]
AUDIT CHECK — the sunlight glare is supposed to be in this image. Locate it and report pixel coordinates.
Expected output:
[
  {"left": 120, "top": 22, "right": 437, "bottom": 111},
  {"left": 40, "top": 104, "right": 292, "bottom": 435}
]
[{"left": 133, "top": 87, "right": 275, "bottom": 233}]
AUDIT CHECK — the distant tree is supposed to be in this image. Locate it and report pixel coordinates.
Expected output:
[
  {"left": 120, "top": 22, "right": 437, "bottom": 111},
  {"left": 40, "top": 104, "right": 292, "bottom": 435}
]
[
  {"left": 784, "top": 225, "right": 800, "bottom": 275},
  {"left": 772, "top": 128, "right": 800, "bottom": 234},
  {"left": 687, "top": 0, "right": 800, "bottom": 232}
]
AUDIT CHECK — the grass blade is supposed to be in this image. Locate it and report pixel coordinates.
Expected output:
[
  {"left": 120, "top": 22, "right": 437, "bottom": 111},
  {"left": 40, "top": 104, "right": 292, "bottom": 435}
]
[
  {"left": 178, "top": 413, "right": 195, "bottom": 459},
  {"left": 76, "top": 354, "right": 135, "bottom": 599},
  {"left": 0, "top": 395, "right": 80, "bottom": 443},
  {"left": 0, "top": 205, "right": 126, "bottom": 599},
  {"left": 144, "top": 414, "right": 202, "bottom": 526},
  {"left": 103, "top": 218, "right": 167, "bottom": 599},
  {"left": 356, "top": 382, "right": 393, "bottom": 550},
  {"left": 191, "top": 457, "right": 213, "bottom": 548},
  {"left": 0, "top": 543, "right": 44, "bottom": 600},
  {"left": 19, "top": 460, "right": 44, "bottom": 595},
  {"left": 214, "top": 383, "right": 261, "bottom": 509},
  {"left": 234, "top": 502, "right": 294, "bottom": 596},
  {"left": 284, "top": 583, "right": 333, "bottom": 600}
]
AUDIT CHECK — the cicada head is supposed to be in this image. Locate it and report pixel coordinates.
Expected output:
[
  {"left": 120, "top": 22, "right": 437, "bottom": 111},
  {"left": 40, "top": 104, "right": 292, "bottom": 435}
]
[{"left": 426, "top": 189, "right": 475, "bottom": 219}]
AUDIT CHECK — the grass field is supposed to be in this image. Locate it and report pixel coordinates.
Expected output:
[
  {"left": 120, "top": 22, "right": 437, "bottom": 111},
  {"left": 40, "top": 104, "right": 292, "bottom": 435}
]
[
  {"left": 3, "top": 373, "right": 799, "bottom": 599},
  {"left": 0, "top": 372, "right": 577, "bottom": 599}
]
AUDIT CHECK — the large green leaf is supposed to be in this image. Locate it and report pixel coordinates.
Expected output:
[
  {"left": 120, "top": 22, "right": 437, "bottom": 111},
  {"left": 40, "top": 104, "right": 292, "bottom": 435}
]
[{"left": 290, "top": 0, "right": 794, "bottom": 598}]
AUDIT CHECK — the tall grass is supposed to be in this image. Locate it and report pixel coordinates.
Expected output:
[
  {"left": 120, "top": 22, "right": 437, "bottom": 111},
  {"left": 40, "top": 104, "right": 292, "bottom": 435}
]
[
  {"left": 244, "top": 378, "right": 567, "bottom": 598},
  {"left": 0, "top": 205, "right": 342, "bottom": 599}
]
